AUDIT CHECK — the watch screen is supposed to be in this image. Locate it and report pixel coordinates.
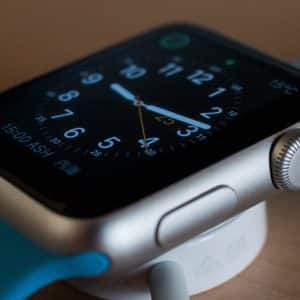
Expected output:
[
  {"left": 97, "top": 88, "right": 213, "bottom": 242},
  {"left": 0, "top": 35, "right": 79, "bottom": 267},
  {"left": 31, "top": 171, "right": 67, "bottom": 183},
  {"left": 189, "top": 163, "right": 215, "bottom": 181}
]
[{"left": 0, "top": 24, "right": 299, "bottom": 217}]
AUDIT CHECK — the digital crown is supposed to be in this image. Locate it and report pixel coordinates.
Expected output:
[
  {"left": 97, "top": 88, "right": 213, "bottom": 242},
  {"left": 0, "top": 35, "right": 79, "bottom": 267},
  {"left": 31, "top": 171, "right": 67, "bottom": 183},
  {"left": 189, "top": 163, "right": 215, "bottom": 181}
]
[{"left": 271, "top": 129, "right": 300, "bottom": 191}]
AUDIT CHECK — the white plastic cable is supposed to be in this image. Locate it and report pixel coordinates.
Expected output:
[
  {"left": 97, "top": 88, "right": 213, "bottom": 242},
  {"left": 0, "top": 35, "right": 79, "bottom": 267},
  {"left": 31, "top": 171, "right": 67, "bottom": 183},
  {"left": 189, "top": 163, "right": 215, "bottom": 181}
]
[{"left": 148, "top": 261, "right": 189, "bottom": 300}]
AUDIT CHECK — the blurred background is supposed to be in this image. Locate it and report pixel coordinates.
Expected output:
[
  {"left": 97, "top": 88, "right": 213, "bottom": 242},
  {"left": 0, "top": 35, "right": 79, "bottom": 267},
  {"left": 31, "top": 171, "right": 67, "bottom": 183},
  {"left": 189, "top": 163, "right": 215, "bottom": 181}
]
[
  {"left": 1, "top": 1, "right": 300, "bottom": 299},
  {"left": 1, "top": 0, "right": 300, "bottom": 91}
]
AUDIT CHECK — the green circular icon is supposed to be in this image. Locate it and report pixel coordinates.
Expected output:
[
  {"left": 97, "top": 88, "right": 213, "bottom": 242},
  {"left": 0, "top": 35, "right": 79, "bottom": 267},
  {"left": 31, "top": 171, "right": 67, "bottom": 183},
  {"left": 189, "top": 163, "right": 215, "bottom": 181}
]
[{"left": 160, "top": 33, "right": 191, "bottom": 50}]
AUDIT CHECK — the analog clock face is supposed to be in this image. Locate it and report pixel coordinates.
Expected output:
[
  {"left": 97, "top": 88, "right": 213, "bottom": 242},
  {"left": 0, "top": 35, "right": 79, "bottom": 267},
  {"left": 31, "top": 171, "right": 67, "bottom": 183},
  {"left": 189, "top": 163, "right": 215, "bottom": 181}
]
[
  {"left": 34, "top": 51, "right": 242, "bottom": 163},
  {"left": 0, "top": 25, "right": 299, "bottom": 217}
]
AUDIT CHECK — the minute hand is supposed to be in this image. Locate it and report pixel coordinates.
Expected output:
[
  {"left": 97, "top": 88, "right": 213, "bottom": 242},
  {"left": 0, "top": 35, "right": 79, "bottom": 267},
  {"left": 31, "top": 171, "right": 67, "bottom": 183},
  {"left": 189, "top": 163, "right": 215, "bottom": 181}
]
[
  {"left": 110, "top": 83, "right": 211, "bottom": 130},
  {"left": 143, "top": 104, "right": 211, "bottom": 130}
]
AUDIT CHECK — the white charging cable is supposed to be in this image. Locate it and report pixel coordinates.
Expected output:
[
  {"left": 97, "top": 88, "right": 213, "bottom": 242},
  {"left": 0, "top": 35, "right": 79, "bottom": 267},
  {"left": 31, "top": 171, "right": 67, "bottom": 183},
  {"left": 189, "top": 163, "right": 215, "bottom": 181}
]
[{"left": 148, "top": 261, "right": 190, "bottom": 300}]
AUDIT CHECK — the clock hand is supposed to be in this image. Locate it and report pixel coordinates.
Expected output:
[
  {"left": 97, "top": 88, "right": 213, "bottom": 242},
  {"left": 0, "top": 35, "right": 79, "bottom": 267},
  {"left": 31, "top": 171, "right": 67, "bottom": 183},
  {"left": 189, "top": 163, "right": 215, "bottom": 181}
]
[
  {"left": 110, "top": 83, "right": 136, "bottom": 103},
  {"left": 134, "top": 97, "right": 150, "bottom": 154},
  {"left": 110, "top": 83, "right": 211, "bottom": 130},
  {"left": 143, "top": 104, "right": 211, "bottom": 130}
]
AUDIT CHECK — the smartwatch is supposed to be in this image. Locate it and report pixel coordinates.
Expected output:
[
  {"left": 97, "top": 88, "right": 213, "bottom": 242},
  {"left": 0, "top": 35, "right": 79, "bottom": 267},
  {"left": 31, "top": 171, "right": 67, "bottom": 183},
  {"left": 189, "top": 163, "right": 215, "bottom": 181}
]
[{"left": 1, "top": 23, "right": 300, "bottom": 299}]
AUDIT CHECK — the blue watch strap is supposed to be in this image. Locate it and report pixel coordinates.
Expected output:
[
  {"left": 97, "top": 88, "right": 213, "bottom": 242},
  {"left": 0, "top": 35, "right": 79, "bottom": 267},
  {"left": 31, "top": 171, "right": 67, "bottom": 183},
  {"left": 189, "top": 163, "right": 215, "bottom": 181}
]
[{"left": 0, "top": 221, "right": 110, "bottom": 300}]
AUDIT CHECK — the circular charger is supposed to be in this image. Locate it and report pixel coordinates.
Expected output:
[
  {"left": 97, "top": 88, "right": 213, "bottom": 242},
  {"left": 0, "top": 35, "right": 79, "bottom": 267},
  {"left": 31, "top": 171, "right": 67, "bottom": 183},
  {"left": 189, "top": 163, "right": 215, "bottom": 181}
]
[{"left": 70, "top": 201, "right": 267, "bottom": 300}]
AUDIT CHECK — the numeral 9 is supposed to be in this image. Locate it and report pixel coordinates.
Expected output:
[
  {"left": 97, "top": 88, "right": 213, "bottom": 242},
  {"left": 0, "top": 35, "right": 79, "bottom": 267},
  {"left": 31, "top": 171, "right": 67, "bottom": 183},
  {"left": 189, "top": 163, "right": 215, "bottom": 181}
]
[{"left": 81, "top": 73, "right": 103, "bottom": 85}]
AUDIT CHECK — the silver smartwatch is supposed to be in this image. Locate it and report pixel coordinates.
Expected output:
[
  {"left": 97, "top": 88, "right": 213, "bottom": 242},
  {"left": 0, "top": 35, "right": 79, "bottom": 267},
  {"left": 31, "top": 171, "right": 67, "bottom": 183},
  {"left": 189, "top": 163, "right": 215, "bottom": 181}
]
[{"left": 0, "top": 23, "right": 299, "bottom": 299}]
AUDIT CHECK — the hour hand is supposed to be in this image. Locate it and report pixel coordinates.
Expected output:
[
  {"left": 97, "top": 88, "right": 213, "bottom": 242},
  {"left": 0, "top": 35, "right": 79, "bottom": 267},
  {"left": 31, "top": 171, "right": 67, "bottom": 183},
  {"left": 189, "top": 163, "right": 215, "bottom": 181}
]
[{"left": 110, "top": 83, "right": 136, "bottom": 103}]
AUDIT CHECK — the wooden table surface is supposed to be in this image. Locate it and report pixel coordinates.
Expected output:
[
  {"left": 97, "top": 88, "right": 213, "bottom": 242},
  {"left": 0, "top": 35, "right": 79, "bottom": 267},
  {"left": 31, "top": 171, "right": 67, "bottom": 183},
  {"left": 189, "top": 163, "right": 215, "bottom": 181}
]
[{"left": 1, "top": 1, "right": 300, "bottom": 299}]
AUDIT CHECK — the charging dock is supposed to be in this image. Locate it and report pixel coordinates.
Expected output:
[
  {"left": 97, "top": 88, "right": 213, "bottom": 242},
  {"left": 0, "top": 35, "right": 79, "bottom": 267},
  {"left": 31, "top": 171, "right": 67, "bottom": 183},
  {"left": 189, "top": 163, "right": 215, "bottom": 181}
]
[{"left": 70, "top": 201, "right": 267, "bottom": 300}]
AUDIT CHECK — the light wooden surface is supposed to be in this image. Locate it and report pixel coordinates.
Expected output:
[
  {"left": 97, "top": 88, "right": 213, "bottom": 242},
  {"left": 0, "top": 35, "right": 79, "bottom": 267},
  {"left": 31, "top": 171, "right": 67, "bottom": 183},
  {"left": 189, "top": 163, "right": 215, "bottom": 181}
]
[{"left": 1, "top": 1, "right": 300, "bottom": 299}]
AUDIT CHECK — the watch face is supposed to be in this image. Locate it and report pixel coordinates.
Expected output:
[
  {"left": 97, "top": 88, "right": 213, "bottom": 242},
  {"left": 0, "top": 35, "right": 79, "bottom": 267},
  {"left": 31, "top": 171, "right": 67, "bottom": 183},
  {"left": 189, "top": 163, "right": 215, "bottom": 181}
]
[{"left": 0, "top": 24, "right": 299, "bottom": 217}]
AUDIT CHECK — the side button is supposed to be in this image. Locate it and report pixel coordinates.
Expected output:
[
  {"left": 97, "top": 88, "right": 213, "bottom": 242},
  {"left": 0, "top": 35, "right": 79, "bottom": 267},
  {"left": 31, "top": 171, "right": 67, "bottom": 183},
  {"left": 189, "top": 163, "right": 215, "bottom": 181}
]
[{"left": 157, "top": 187, "right": 238, "bottom": 248}]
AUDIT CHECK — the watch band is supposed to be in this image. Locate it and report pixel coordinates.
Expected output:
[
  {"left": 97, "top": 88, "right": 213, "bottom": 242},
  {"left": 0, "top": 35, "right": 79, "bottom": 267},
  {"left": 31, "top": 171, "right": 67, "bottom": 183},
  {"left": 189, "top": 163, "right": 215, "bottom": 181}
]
[{"left": 0, "top": 220, "right": 110, "bottom": 300}]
